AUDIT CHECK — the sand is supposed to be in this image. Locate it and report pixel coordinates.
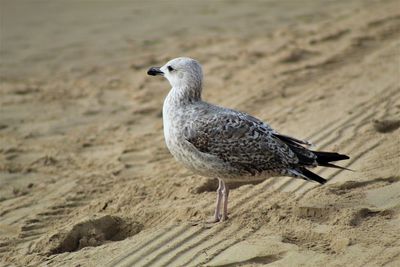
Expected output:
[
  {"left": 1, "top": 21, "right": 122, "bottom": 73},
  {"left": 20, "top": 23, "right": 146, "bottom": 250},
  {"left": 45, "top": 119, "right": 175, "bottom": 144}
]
[{"left": 1, "top": 0, "right": 400, "bottom": 266}]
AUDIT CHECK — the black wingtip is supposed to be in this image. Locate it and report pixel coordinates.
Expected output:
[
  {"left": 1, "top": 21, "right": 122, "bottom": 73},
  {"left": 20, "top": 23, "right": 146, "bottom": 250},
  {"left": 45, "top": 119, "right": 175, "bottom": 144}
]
[
  {"left": 313, "top": 151, "right": 350, "bottom": 163},
  {"left": 318, "top": 162, "right": 354, "bottom": 171},
  {"left": 300, "top": 168, "right": 327, "bottom": 184}
]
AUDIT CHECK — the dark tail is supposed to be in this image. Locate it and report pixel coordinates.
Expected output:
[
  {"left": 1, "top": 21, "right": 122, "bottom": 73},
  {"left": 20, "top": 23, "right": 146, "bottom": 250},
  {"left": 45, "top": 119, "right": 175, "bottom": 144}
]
[
  {"left": 299, "top": 168, "right": 327, "bottom": 184},
  {"left": 273, "top": 133, "right": 350, "bottom": 184},
  {"left": 313, "top": 150, "right": 349, "bottom": 163},
  {"left": 312, "top": 151, "right": 350, "bottom": 169},
  {"left": 273, "top": 133, "right": 350, "bottom": 169},
  {"left": 295, "top": 151, "right": 350, "bottom": 185}
]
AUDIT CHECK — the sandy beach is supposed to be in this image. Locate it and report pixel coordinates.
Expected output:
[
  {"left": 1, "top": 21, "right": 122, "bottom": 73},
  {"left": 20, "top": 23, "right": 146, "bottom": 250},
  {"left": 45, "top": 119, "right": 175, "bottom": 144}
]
[{"left": 1, "top": 0, "right": 400, "bottom": 266}]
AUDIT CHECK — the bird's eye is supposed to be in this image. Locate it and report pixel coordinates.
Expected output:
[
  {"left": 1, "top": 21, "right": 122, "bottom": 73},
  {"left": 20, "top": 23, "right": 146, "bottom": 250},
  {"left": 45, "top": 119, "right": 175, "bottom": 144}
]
[{"left": 167, "top": 66, "right": 174, "bottom": 72}]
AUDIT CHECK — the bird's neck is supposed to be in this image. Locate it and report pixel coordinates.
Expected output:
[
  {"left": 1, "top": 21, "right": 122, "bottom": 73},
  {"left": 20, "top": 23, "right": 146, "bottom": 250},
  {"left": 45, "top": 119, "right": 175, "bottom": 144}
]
[{"left": 166, "top": 85, "right": 202, "bottom": 106}]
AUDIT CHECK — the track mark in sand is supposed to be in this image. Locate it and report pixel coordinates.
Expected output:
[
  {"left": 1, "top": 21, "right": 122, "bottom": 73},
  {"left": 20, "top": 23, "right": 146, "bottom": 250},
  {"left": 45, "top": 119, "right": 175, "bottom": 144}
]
[
  {"left": 0, "top": 241, "right": 11, "bottom": 255},
  {"left": 278, "top": 48, "right": 319, "bottom": 64},
  {"left": 139, "top": 226, "right": 205, "bottom": 267},
  {"left": 107, "top": 225, "right": 176, "bottom": 266},
  {"left": 309, "top": 85, "right": 398, "bottom": 145},
  {"left": 367, "top": 14, "right": 400, "bottom": 29},
  {"left": 329, "top": 176, "right": 400, "bottom": 195},
  {"left": 118, "top": 149, "right": 152, "bottom": 167},
  {"left": 281, "top": 14, "right": 400, "bottom": 82},
  {"left": 362, "top": 228, "right": 400, "bottom": 267},
  {"left": 111, "top": 221, "right": 245, "bottom": 267},
  {"left": 111, "top": 224, "right": 191, "bottom": 267},
  {"left": 164, "top": 223, "right": 243, "bottom": 267},
  {"left": 295, "top": 178, "right": 399, "bottom": 227},
  {"left": 379, "top": 250, "right": 400, "bottom": 267},
  {"left": 189, "top": 226, "right": 260, "bottom": 267},
  {"left": 211, "top": 253, "right": 284, "bottom": 267},
  {"left": 309, "top": 29, "right": 351, "bottom": 45},
  {"left": 17, "top": 194, "right": 90, "bottom": 242},
  {"left": 20, "top": 222, "right": 45, "bottom": 232}
]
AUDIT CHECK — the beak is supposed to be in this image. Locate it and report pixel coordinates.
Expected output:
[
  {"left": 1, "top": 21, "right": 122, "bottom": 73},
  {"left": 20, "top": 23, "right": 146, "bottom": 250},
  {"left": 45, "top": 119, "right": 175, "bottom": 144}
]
[{"left": 147, "top": 67, "right": 164, "bottom": 76}]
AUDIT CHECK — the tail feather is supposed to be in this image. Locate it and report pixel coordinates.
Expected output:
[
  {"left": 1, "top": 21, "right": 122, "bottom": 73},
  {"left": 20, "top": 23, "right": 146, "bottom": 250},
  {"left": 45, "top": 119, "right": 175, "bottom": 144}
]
[
  {"left": 289, "top": 168, "right": 327, "bottom": 184},
  {"left": 291, "top": 151, "right": 350, "bottom": 185},
  {"left": 318, "top": 162, "right": 353, "bottom": 171},
  {"left": 312, "top": 151, "right": 349, "bottom": 164},
  {"left": 276, "top": 133, "right": 350, "bottom": 184},
  {"left": 300, "top": 168, "right": 327, "bottom": 184}
]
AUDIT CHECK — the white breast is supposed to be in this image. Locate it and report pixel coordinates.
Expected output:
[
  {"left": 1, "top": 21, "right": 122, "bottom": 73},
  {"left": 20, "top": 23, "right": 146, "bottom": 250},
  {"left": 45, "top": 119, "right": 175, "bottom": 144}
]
[
  {"left": 161, "top": 88, "right": 236, "bottom": 178},
  {"left": 162, "top": 89, "right": 176, "bottom": 150}
]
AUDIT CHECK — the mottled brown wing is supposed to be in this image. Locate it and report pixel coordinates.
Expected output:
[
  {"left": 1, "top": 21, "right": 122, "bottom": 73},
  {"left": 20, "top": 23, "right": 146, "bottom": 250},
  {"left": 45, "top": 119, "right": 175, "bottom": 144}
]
[{"left": 183, "top": 110, "right": 299, "bottom": 175}]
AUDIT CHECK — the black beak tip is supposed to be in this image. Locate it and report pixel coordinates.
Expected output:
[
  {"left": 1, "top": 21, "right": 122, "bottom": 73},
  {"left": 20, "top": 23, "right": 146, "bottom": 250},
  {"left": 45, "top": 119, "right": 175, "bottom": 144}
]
[{"left": 147, "top": 67, "right": 163, "bottom": 76}]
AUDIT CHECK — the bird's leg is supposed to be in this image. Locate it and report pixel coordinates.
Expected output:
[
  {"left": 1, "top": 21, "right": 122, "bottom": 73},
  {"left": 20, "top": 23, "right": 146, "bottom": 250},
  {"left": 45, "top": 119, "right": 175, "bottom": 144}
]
[
  {"left": 221, "top": 180, "right": 229, "bottom": 221},
  {"left": 210, "top": 178, "right": 223, "bottom": 222}
]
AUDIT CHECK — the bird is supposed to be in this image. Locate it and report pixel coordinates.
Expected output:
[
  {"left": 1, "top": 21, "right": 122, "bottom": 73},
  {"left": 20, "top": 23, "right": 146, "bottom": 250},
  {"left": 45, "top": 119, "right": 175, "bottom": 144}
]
[{"left": 147, "top": 57, "right": 349, "bottom": 222}]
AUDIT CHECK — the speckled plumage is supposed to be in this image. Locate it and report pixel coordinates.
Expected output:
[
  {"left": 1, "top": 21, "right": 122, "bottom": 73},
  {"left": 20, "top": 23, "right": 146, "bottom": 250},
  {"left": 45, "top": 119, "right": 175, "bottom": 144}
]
[{"left": 148, "top": 57, "right": 349, "bottom": 221}]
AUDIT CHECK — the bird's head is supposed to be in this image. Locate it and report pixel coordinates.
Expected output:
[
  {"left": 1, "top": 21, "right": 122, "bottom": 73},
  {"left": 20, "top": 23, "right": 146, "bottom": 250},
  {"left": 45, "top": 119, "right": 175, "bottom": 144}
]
[{"left": 147, "top": 57, "right": 203, "bottom": 90}]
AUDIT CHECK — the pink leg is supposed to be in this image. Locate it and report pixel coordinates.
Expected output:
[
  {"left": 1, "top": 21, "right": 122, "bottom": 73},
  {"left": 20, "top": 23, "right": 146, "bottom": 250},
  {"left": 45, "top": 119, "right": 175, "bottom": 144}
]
[
  {"left": 221, "top": 180, "right": 229, "bottom": 221},
  {"left": 210, "top": 178, "right": 223, "bottom": 222}
]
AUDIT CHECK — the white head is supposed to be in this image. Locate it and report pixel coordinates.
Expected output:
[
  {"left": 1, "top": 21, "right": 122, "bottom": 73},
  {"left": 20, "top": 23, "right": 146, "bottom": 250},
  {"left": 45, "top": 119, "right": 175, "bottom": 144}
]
[{"left": 147, "top": 57, "right": 203, "bottom": 91}]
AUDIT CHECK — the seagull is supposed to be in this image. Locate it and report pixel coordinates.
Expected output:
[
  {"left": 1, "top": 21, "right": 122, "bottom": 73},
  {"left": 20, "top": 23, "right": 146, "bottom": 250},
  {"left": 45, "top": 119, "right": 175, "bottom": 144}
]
[{"left": 147, "top": 57, "right": 349, "bottom": 222}]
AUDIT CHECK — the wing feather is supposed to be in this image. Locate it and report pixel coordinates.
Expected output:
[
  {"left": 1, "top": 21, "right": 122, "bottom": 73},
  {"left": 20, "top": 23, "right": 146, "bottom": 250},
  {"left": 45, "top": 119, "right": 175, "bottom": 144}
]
[{"left": 183, "top": 107, "right": 299, "bottom": 175}]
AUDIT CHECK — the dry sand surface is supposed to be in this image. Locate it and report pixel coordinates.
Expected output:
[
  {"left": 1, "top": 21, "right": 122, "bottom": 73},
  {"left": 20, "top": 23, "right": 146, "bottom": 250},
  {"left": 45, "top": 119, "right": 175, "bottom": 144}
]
[{"left": 1, "top": 0, "right": 400, "bottom": 266}]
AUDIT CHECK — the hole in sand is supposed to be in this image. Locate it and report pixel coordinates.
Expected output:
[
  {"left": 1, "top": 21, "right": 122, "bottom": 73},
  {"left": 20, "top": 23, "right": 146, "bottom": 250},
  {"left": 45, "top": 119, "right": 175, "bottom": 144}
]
[
  {"left": 373, "top": 119, "right": 400, "bottom": 133},
  {"left": 349, "top": 208, "right": 394, "bottom": 226},
  {"left": 45, "top": 215, "right": 143, "bottom": 255}
]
